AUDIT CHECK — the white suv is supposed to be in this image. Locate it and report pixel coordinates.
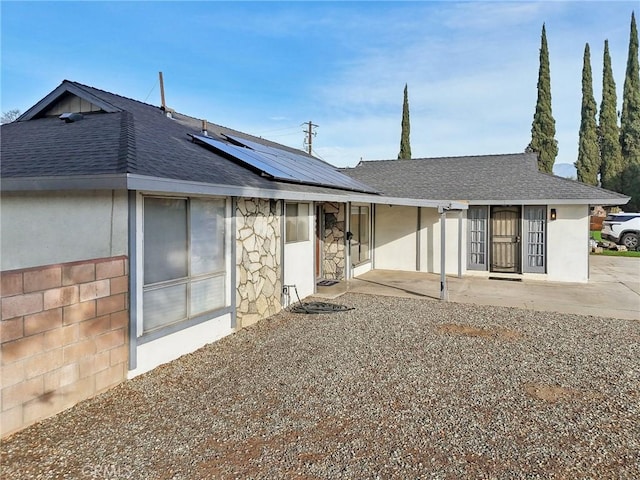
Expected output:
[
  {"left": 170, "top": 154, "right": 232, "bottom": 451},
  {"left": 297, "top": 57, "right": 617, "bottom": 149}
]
[{"left": 601, "top": 213, "right": 640, "bottom": 250}]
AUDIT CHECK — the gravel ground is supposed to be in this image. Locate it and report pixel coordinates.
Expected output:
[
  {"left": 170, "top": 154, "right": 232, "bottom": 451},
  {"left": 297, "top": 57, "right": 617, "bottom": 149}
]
[{"left": 2, "top": 293, "right": 639, "bottom": 479}]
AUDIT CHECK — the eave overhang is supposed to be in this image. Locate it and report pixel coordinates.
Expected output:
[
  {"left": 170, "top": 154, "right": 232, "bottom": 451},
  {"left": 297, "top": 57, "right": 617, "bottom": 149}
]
[
  {"left": 466, "top": 198, "right": 630, "bottom": 206},
  {"left": 1, "top": 174, "right": 468, "bottom": 210}
]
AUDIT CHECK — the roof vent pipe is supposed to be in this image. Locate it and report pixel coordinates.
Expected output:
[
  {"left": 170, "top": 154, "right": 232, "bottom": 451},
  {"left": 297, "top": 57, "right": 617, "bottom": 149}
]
[
  {"left": 158, "top": 71, "right": 172, "bottom": 118},
  {"left": 159, "top": 71, "right": 166, "bottom": 110},
  {"left": 202, "top": 119, "right": 208, "bottom": 136}
]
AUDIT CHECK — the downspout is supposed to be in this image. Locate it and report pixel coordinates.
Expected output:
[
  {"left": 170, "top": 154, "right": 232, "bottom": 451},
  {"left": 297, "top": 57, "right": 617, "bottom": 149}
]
[
  {"left": 230, "top": 197, "right": 237, "bottom": 328},
  {"left": 313, "top": 202, "right": 318, "bottom": 294},
  {"left": 127, "top": 190, "right": 138, "bottom": 370},
  {"left": 280, "top": 200, "right": 286, "bottom": 305}
]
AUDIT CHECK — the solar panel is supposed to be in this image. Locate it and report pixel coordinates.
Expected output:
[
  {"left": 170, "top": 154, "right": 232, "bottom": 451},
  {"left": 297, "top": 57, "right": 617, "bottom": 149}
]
[
  {"left": 223, "top": 134, "right": 379, "bottom": 194},
  {"left": 190, "top": 134, "right": 299, "bottom": 181}
]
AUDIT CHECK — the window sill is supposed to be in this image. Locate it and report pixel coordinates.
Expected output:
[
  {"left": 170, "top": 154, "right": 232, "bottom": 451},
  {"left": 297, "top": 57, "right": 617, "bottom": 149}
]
[{"left": 138, "top": 305, "right": 233, "bottom": 345}]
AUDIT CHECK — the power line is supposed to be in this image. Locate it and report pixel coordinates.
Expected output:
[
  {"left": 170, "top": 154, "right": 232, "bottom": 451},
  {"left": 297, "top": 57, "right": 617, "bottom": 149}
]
[
  {"left": 311, "top": 148, "right": 326, "bottom": 161},
  {"left": 254, "top": 125, "right": 301, "bottom": 136},
  {"left": 143, "top": 78, "right": 159, "bottom": 103}
]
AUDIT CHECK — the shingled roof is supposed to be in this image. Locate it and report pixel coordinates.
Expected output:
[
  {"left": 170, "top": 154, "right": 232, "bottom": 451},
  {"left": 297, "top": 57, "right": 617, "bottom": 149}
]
[
  {"left": 0, "top": 80, "right": 377, "bottom": 200},
  {"left": 343, "top": 154, "right": 629, "bottom": 205}
]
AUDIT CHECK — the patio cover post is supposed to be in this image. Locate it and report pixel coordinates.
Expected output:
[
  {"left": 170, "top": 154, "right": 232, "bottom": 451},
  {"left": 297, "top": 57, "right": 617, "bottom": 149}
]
[
  {"left": 439, "top": 206, "right": 448, "bottom": 301},
  {"left": 458, "top": 210, "right": 463, "bottom": 278}
]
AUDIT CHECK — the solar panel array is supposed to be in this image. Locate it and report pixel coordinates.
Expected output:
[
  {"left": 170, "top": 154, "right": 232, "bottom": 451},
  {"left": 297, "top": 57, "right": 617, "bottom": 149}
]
[{"left": 190, "top": 134, "right": 378, "bottom": 194}]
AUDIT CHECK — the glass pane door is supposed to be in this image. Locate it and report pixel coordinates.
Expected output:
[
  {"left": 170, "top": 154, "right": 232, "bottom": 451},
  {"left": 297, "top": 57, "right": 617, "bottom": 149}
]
[{"left": 468, "top": 206, "right": 488, "bottom": 270}]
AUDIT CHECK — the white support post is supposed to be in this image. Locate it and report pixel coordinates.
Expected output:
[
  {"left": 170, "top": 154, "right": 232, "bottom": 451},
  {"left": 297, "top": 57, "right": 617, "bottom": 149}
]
[
  {"left": 439, "top": 206, "right": 448, "bottom": 301},
  {"left": 458, "top": 210, "right": 463, "bottom": 278}
]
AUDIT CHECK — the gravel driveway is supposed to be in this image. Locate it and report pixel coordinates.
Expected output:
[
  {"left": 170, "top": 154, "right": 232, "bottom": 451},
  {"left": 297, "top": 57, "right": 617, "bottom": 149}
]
[{"left": 2, "top": 293, "right": 639, "bottom": 479}]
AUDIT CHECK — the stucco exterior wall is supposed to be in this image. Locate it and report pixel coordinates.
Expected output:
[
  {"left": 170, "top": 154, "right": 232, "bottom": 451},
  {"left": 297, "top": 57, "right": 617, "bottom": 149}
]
[
  {"left": 236, "top": 198, "right": 282, "bottom": 328},
  {"left": 546, "top": 204, "right": 590, "bottom": 283},
  {"left": 284, "top": 204, "right": 314, "bottom": 304},
  {"left": 374, "top": 205, "right": 417, "bottom": 271},
  {"left": 129, "top": 314, "right": 232, "bottom": 378},
  {"left": 416, "top": 208, "right": 462, "bottom": 276},
  {"left": 1, "top": 190, "right": 128, "bottom": 271}
]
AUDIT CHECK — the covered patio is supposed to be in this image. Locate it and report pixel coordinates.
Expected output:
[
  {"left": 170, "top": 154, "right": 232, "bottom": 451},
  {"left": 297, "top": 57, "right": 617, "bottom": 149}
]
[{"left": 315, "top": 255, "right": 640, "bottom": 321}]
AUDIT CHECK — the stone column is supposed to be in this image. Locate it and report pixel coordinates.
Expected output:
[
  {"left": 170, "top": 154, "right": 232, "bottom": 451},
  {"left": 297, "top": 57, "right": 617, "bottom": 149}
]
[
  {"left": 235, "top": 198, "right": 282, "bottom": 327},
  {"left": 321, "top": 202, "right": 346, "bottom": 281}
]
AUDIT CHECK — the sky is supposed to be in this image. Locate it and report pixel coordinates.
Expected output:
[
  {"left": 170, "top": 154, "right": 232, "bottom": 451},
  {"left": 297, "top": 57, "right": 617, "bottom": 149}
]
[{"left": 1, "top": 1, "right": 637, "bottom": 171}]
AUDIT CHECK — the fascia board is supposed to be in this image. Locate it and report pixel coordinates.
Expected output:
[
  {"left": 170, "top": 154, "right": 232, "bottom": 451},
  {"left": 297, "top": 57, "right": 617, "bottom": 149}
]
[
  {"left": 1, "top": 175, "right": 128, "bottom": 191},
  {"left": 467, "top": 198, "right": 630, "bottom": 206},
  {"left": 2, "top": 173, "right": 467, "bottom": 210},
  {"left": 127, "top": 174, "right": 353, "bottom": 201},
  {"left": 360, "top": 196, "right": 468, "bottom": 210},
  {"left": 128, "top": 175, "right": 467, "bottom": 209}
]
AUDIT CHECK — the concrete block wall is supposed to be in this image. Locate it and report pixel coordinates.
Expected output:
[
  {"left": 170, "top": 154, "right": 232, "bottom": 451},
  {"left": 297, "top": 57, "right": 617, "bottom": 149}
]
[{"left": 1, "top": 256, "right": 129, "bottom": 438}]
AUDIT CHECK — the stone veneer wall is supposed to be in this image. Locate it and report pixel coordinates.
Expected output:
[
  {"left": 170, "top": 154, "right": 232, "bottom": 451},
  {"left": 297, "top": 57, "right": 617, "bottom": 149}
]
[
  {"left": 1, "top": 256, "right": 128, "bottom": 438},
  {"left": 236, "top": 198, "right": 282, "bottom": 328},
  {"left": 322, "top": 202, "right": 346, "bottom": 280}
]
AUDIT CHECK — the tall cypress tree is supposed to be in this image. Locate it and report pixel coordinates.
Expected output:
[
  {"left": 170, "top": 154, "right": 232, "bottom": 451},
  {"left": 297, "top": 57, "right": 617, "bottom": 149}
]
[
  {"left": 620, "top": 11, "right": 640, "bottom": 210},
  {"left": 599, "top": 40, "right": 624, "bottom": 192},
  {"left": 575, "top": 43, "right": 600, "bottom": 185},
  {"left": 398, "top": 83, "right": 411, "bottom": 160},
  {"left": 529, "top": 24, "right": 558, "bottom": 173}
]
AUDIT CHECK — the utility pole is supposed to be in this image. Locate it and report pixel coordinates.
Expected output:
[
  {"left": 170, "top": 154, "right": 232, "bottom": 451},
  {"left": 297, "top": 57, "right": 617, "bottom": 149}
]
[{"left": 302, "top": 121, "right": 318, "bottom": 155}]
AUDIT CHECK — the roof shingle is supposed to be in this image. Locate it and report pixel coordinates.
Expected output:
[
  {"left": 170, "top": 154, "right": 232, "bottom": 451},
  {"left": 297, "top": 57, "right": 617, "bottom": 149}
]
[
  {"left": 343, "top": 154, "right": 629, "bottom": 204},
  {"left": 1, "top": 80, "right": 374, "bottom": 197}
]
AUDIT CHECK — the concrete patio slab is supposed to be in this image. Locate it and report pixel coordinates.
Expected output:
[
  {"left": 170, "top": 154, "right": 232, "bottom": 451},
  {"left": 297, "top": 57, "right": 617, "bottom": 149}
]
[{"left": 316, "top": 255, "right": 639, "bottom": 320}]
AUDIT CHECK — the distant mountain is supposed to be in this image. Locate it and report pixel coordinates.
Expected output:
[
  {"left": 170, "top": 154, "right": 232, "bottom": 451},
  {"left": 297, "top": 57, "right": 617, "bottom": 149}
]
[{"left": 553, "top": 163, "right": 576, "bottom": 179}]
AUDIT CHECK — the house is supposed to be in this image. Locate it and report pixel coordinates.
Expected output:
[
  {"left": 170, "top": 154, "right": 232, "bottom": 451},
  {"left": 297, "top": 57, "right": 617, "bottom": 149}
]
[
  {"left": 0, "top": 80, "right": 628, "bottom": 437},
  {"left": 343, "top": 154, "right": 629, "bottom": 282},
  {"left": 0, "top": 80, "right": 466, "bottom": 437}
]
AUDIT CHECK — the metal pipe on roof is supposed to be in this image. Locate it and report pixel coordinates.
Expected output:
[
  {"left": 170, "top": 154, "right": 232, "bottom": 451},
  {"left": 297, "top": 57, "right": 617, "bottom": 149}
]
[{"left": 159, "top": 72, "right": 166, "bottom": 110}]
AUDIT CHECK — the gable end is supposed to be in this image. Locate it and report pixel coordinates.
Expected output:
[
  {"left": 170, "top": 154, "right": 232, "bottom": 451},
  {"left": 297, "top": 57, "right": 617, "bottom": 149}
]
[{"left": 18, "top": 81, "right": 121, "bottom": 121}]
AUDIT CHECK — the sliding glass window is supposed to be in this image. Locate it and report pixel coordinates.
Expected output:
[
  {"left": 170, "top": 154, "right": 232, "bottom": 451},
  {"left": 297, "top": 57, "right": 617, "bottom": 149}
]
[{"left": 143, "top": 197, "right": 226, "bottom": 333}]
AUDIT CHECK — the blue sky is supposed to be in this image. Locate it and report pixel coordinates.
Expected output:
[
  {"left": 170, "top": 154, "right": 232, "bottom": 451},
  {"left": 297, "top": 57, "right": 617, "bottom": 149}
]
[{"left": 1, "top": 1, "right": 636, "bottom": 169}]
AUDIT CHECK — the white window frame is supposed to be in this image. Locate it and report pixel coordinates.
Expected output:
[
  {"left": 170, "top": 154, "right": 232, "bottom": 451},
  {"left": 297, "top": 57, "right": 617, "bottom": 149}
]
[
  {"left": 350, "top": 204, "right": 371, "bottom": 266},
  {"left": 139, "top": 195, "right": 229, "bottom": 336},
  {"left": 467, "top": 206, "right": 488, "bottom": 270},
  {"left": 285, "top": 202, "right": 310, "bottom": 243},
  {"left": 522, "top": 205, "right": 546, "bottom": 273}
]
